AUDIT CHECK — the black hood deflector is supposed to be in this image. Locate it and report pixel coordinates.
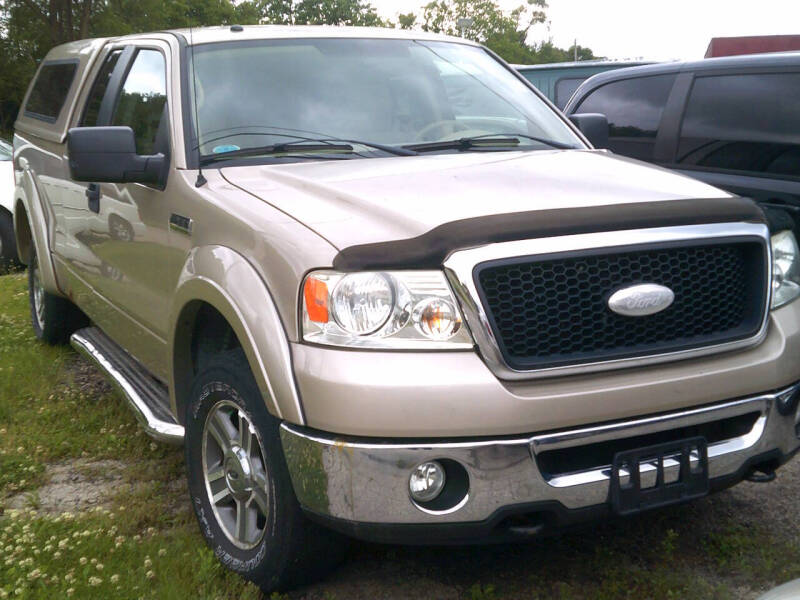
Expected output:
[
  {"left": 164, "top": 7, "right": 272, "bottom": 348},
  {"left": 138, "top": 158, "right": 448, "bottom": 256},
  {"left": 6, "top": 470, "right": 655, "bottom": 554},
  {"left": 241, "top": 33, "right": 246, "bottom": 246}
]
[{"left": 332, "top": 197, "right": 766, "bottom": 271}]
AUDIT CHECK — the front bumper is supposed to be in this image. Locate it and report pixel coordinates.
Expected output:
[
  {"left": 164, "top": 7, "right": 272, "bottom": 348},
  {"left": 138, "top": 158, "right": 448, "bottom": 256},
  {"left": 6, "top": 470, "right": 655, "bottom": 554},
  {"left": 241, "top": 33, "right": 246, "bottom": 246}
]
[{"left": 280, "top": 383, "right": 800, "bottom": 542}]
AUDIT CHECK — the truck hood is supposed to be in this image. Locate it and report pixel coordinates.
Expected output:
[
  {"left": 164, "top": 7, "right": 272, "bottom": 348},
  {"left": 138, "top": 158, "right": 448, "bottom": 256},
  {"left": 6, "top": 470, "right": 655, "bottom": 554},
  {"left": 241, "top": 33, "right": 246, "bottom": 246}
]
[{"left": 220, "top": 149, "right": 733, "bottom": 251}]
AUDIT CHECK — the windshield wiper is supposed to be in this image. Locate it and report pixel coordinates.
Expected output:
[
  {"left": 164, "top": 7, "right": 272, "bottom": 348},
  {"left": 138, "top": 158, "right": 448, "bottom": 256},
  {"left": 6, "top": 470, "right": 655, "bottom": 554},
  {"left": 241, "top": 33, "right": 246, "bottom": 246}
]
[
  {"left": 404, "top": 133, "right": 579, "bottom": 153},
  {"left": 200, "top": 138, "right": 417, "bottom": 165},
  {"left": 200, "top": 142, "right": 356, "bottom": 165},
  {"left": 341, "top": 139, "right": 418, "bottom": 156}
]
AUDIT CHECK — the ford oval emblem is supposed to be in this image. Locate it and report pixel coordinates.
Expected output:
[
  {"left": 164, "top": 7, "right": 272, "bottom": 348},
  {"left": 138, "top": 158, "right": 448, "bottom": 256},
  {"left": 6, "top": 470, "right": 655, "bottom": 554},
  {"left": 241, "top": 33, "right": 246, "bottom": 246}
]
[{"left": 607, "top": 283, "right": 675, "bottom": 317}]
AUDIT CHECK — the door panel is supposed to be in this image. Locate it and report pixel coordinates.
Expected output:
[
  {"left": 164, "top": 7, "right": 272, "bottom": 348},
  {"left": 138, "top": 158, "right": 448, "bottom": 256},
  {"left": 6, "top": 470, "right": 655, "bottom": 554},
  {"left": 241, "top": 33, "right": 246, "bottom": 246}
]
[
  {"left": 91, "top": 47, "right": 176, "bottom": 340},
  {"left": 66, "top": 43, "right": 177, "bottom": 378}
]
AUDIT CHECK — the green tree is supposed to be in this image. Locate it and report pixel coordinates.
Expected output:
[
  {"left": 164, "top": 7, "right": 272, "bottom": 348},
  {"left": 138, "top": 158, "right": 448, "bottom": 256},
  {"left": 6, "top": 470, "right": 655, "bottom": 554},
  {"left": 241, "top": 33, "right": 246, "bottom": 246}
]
[
  {"left": 421, "top": 0, "right": 545, "bottom": 44},
  {"left": 397, "top": 12, "right": 416, "bottom": 29},
  {"left": 253, "top": 0, "right": 384, "bottom": 26},
  {"left": 416, "top": 0, "right": 595, "bottom": 64}
]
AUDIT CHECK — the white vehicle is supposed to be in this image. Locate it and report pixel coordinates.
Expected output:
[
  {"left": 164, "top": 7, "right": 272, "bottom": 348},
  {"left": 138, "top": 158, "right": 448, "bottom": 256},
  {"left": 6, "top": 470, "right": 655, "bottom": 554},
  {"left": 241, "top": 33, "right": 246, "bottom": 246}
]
[{"left": 0, "top": 138, "right": 17, "bottom": 266}]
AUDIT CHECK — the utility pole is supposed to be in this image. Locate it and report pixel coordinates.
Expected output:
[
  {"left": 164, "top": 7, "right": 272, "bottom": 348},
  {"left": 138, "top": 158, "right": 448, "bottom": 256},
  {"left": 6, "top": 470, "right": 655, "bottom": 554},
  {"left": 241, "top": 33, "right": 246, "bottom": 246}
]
[
  {"left": 457, "top": 17, "right": 473, "bottom": 38},
  {"left": 574, "top": 38, "right": 578, "bottom": 61}
]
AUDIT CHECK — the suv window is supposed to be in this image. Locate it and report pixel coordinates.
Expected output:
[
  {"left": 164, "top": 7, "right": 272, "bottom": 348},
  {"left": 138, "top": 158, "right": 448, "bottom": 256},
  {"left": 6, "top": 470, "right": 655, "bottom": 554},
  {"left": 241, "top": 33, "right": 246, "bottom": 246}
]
[
  {"left": 111, "top": 49, "right": 167, "bottom": 155},
  {"left": 0, "top": 139, "right": 11, "bottom": 160},
  {"left": 81, "top": 50, "right": 123, "bottom": 126},
  {"left": 25, "top": 61, "right": 78, "bottom": 122},
  {"left": 575, "top": 74, "right": 676, "bottom": 161},
  {"left": 677, "top": 73, "right": 800, "bottom": 178},
  {"left": 555, "top": 77, "right": 585, "bottom": 109}
]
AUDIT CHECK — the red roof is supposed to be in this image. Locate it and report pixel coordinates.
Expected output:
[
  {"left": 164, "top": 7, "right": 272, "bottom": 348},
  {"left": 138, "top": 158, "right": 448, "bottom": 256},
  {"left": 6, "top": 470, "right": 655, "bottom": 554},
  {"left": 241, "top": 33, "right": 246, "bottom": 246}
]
[{"left": 705, "top": 35, "right": 800, "bottom": 58}]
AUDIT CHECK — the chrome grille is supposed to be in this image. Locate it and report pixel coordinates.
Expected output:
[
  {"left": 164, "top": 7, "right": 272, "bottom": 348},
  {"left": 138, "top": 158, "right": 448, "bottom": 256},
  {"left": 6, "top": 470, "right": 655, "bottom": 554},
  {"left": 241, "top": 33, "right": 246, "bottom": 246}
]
[
  {"left": 476, "top": 241, "right": 766, "bottom": 371},
  {"left": 444, "top": 223, "right": 771, "bottom": 380}
]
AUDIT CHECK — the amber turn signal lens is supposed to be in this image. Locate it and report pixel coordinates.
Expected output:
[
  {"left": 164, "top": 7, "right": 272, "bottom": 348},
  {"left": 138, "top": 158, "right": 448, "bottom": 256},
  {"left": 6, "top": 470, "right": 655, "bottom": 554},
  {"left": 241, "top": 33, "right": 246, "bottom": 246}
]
[
  {"left": 412, "top": 298, "right": 460, "bottom": 340},
  {"left": 304, "top": 277, "right": 329, "bottom": 323}
]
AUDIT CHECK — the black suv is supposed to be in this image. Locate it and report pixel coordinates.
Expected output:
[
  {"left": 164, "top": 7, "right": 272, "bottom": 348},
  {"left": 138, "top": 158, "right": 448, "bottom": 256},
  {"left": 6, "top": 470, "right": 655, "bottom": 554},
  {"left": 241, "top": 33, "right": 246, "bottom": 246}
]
[{"left": 564, "top": 53, "right": 800, "bottom": 220}]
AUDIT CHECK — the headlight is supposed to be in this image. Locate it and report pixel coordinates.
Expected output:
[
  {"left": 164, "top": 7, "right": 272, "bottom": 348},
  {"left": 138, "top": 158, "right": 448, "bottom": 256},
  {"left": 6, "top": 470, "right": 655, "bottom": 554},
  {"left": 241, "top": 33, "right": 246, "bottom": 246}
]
[
  {"left": 301, "top": 270, "right": 474, "bottom": 349},
  {"left": 772, "top": 230, "right": 800, "bottom": 309}
]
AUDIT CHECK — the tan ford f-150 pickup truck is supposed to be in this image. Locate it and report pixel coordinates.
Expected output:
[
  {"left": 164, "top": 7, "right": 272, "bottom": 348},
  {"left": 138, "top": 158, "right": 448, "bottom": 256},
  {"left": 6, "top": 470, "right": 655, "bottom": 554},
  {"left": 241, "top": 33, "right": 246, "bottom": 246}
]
[{"left": 12, "top": 25, "right": 800, "bottom": 592}]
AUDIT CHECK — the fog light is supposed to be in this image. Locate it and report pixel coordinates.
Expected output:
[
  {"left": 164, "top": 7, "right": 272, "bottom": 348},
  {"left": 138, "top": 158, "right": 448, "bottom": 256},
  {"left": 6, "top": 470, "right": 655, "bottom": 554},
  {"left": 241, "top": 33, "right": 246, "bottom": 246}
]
[{"left": 409, "top": 461, "right": 446, "bottom": 503}]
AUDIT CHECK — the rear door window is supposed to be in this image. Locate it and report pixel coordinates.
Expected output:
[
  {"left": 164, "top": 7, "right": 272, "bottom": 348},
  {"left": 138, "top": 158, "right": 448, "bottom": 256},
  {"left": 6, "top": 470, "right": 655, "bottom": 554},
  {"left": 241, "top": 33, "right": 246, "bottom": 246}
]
[
  {"left": 677, "top": 73, "right": 800, "bottom": 178},
  {"left": 111, "top": 49, "right": 168, "bottom": 155},
  {"left": 574, "top": 74, "right": 676, "bottom": 161},
  {"left": 25, "top": 61, "right": 78, "bottom": 122}
]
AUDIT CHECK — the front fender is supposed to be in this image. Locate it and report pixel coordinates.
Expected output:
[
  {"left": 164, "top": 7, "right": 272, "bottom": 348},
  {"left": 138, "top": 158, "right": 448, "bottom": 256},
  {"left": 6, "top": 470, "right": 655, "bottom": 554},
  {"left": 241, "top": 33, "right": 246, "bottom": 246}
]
[{"left": 170, "top": 245, "right": 304, "bottom": 425}]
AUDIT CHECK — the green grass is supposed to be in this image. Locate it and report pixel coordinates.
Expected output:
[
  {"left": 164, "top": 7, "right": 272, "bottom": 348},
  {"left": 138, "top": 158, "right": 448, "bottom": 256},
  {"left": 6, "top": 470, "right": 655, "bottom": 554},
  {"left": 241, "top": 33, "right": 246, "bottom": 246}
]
[{"left": 0, "top": 273, "right": 260, "bottom": 599}]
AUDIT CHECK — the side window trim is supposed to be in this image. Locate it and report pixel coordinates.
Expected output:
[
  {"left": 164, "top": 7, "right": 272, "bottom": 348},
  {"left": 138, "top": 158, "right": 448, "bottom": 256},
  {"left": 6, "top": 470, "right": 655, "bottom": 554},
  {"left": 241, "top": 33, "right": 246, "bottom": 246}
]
[
  {"left": 652, "top": 71, "right": 693, "bottom": 163},
  {"left": 96, "top": 45, "right": 137, "bottom": 126}
]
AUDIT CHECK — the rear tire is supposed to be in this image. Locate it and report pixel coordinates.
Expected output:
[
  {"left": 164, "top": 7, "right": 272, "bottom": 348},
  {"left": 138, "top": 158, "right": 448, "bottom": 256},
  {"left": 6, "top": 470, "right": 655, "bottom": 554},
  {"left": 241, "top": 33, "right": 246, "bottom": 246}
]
[
  {"left": 185, "top": 349, "right": 345, "bottom": 593},
  {"left": 28, "top": 244, "right": 88, "bottom": 344},
  {"left": 0, "top": 210, "right": 20, "bottom": 270}
]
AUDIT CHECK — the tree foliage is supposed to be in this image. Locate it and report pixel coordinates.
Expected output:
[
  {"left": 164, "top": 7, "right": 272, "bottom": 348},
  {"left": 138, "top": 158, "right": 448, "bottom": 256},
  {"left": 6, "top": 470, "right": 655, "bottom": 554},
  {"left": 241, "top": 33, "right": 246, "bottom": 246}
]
[
  {"left": 419, "top": 0, "right": 595, "bottom": 65},
  {"left": 421, "top": 0, "right": 545, "bottom": 42}
]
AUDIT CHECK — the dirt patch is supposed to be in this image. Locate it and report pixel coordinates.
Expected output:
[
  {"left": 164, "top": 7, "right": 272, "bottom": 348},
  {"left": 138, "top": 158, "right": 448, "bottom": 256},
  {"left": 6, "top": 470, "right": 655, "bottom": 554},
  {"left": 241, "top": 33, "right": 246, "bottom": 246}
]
[
  {"left": 6, "top": 458, "right": 129, "bottom": 513},
  {"left": 67, "top": 355, "right": 114, "bottom": 398}
]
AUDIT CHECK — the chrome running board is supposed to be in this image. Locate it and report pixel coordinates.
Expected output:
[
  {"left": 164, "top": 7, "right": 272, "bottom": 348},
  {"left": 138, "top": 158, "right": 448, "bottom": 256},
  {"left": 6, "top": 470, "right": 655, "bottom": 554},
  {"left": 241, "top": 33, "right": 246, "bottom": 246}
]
[{"left": 71, "top": 327, "right": 184, "bottom": 444}]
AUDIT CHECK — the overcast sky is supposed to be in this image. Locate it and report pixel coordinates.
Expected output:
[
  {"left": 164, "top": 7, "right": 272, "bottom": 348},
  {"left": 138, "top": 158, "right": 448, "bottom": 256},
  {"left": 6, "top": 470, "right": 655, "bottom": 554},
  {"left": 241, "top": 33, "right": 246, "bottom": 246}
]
[{"left": 371, "top": 0, "right": 800, "bottom": 61}]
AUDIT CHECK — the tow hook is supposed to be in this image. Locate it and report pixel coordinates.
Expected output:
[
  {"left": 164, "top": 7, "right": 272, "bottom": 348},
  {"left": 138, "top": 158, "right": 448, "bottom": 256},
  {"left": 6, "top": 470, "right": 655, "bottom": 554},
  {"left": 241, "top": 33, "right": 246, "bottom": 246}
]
[{"left": 745, "top": 467, "right": 777, "bottom": 483}]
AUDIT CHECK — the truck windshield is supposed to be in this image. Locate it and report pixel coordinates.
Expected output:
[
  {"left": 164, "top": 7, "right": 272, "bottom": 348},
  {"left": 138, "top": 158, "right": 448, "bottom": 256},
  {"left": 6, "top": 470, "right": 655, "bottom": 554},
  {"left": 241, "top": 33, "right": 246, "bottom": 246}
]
[{"left": 188, "top": 38, "right": 583, "bottom": 162}]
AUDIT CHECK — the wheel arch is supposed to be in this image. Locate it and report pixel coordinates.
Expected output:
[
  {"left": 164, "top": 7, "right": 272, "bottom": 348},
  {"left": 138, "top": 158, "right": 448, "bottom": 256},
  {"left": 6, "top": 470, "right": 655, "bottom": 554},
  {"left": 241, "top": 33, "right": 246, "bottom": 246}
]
[{"left": 169, "top": 245, "right": 304, "bottom": 427}]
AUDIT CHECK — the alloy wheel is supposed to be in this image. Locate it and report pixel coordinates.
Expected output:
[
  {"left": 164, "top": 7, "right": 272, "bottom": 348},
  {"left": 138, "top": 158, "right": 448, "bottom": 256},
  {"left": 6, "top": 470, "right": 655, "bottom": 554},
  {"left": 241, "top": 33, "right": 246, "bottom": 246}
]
[{"left": 201, "top": 399, "right": 270, "bottom": 550}]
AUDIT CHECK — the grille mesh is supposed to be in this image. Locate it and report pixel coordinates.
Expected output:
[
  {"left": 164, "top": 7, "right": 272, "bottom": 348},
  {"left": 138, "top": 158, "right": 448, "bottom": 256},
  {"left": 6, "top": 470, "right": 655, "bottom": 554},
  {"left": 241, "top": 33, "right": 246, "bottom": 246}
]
[{"left": 476, "top": 241, "right": 766, "bottom": 370}]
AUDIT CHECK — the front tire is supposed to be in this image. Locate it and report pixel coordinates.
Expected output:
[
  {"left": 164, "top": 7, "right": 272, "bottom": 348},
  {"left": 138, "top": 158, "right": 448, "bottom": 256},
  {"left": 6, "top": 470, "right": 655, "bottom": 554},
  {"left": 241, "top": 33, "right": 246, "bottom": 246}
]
[
  {"left": 185, "top": 349, "right": 344, "bottom": 593},
  {"left": 28, "top": 244, "right": 88, "bottom": 344}
]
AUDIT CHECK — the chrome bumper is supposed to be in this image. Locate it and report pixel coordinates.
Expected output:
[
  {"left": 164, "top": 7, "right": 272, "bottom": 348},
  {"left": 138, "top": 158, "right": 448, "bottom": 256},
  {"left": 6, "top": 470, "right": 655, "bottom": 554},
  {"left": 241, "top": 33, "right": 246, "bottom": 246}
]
[{"left": 280, "top": 384, "right": 800, "bottom": 525}]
